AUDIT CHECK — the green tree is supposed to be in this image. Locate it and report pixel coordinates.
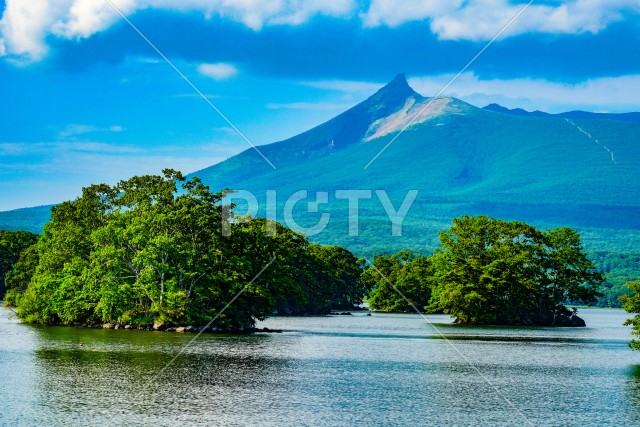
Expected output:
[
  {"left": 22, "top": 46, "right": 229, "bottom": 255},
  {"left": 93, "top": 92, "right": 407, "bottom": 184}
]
[
  {"left": 622, "top": 280, "right": 640, "bottom": 350},
  {"left": 589, "top": 251, "right": 640, "bottom": 307},
  {"left": 365, "top": 251, "right": 433, "bottom": 312},
  {"left": 307, "top": 244, "right": 365, "bottom": 310},
  {"left": 538, "top": 227, "right": 603, "bottom": 324},
  {"left": 428, "top": 215, "right": 602, "bottom": 325},
  {"left": 0, "top": 230, "right": 39, "bottom": 298},
  {"left": 16, "top": 170, "right": 235, "bottom": 326},
  {"left": 3, "top": 244, "right": 39, "bottom": 305}
]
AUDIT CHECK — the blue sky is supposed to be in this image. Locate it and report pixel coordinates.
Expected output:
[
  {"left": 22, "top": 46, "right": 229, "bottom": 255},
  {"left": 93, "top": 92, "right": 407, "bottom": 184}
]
[{"left": 1, "top": 0, "right": 639, "bottom": 210}]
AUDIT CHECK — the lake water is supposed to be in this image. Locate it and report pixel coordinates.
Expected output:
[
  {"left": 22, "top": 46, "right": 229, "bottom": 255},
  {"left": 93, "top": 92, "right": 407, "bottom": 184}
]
[{"left": 1, "top": 306, "right": 639, "bottom": 426}]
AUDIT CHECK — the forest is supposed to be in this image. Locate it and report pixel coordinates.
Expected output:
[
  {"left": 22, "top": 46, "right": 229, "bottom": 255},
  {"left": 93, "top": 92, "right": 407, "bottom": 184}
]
[
  {"left": 0, "top": 171, "right": 638, "bottom": 336},
  {"left": 1, "top": 170, "right": 364, "bottom": 330}
]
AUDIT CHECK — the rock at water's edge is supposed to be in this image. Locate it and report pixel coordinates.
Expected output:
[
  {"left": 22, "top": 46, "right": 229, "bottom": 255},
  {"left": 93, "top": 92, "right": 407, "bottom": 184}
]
[{"left": 570, "top": 315, "right": 586, "bottom": 327}]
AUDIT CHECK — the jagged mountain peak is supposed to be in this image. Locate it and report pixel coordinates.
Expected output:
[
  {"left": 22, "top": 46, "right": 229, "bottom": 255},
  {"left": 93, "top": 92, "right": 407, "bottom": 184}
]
[
  {"left": 373, "top": 73, "right": 416, "bottom": 98},
  {"left": 193, "top": 73, "right": 478, "bottom": 178},
  {"left": 360, "top": 75, "right": 476, "bottom": 141},
  {"left": 363, "top": 73, "right": 422, "bottom": 115},
  {"left": 251, "top": 73, "right": 428, "bottom": 158}
]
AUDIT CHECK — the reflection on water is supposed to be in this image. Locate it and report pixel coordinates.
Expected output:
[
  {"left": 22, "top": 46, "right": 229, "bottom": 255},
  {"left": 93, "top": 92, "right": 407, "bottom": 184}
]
[
  {"left": 625, "top": 365, "right": 640, "bottom": 422},
  {"left": 1, "top": 307, "right": 640, "bottom": 426}
]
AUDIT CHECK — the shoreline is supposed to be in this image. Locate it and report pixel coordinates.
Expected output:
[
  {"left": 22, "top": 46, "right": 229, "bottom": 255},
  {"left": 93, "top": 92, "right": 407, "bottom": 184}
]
[
  {"left": 53, "top": 321, "right": 284, "bottom": 334},
  {"left": 2, "top": 304, "right": 623, "bottom": 331}
]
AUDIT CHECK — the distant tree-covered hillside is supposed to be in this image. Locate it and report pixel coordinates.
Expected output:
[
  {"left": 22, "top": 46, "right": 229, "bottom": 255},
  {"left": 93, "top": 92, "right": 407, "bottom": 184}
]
[
  {"left": 589, "top": 252, "right": 640, "bottom": 307},
  {"left": 0, "top": 230, "right": 39, "bottom": 298}
]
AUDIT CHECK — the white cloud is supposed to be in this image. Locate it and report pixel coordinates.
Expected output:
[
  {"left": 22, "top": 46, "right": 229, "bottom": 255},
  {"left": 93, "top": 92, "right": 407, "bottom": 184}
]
[
  {"left": 58, "top": 123, "right": 126, "bottom": 138},
  {"left": 0, "top": 0, "right": 356, "bottom": 62},
  {"left": 362, "top": 0, "right": 459, "bottom": 28},
  {"left": 408, "top": 73, "right": 640, "bottom": 113},
  {"left": 0, "top": 0, "right": 60, "bottom": 62},
  {"left": 137, "top": 56, "right": 162, "bottom": 64},
  {"left": 51, "top": 0, "right": 136, "bottom": 38},
  {"left": 58, "top": 124, "right": 98, "bottom": 138},
  {"left": 2, "top": 0, "right": 640, "bottom": 63},
  {"left": 197, "top": 63, "right": 239, "bottom": 80},
  {"left": 0, "top": 141, "right": 142, "bottom": 159},
  {"left": 363, "top": 0, "right": 640, "bottom": 40}
]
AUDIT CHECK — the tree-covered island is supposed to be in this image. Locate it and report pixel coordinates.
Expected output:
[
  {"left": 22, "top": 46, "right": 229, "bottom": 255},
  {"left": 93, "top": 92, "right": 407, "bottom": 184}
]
[
  {"left": 2, "top": 170, "right": 364, "bottom": 330},
  {"left": 364, "top": 215, "right": 604, "bottom": 326}
]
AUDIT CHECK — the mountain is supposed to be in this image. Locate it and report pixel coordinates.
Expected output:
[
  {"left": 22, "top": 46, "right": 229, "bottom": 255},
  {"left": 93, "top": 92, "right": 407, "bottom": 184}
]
[
  {"left": 191, "top": 74, "right": 640, "bottom": 255},
  {"left": 0, "top": 205, "right": 53, "bottom": 234},
  {"left": 483, "top": 103, "right": 640, "bottom": 126},
  {"left": 2, "top": 74, "right": 640, "bottom": 256}
]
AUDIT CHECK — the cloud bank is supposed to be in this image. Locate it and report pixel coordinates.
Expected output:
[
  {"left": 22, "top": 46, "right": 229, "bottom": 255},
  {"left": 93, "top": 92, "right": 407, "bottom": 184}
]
[
  {"left": 363, "top": 0, "right": 639, "bottom": 40},
  {"left": 1, "top": 0, "right": 638, "bottom": 62},
  {"left": 408, "top": 72, "right": 640, "bottom": 113},
  {"left": 0, "top": 0, "right": 355, "bottom": 62}
]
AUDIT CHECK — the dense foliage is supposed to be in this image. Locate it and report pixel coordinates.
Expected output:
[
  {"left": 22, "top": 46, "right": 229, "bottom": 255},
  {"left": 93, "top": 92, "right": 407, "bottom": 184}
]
[
  {"left": 622, "top": 280, "right": 640, "bottom": 350},
  {"left": 429, "top": 216, "right": 602, "bottom": 325},
  {"left": 3, "top": 244, "right": 39, "bottom": 305},
  {"left": 0, "top": 230, "right": 39, "bottom": 298},
  {"left": 10, "top": 171, "right": 364, "bottom": 329},
  {"left": 364, "top": 216, "right": 603, "bottom": 326},
  {"left": 1, "top": 181, "right": 624, "bottom": 332},
  {"left": 363, "top": 251, "right": 433, "bottom": 312},
  {"left": 3, "top": 209, "right": 637, "bottom": 308},
  {"left": 589, "top": 251, "right": 640, "bottom": 307}
]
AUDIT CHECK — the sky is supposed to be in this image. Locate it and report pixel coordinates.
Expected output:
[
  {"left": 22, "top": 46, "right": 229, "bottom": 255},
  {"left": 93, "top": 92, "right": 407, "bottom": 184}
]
[{"left": 1, "top": 0, "right": 639, "bottom": 210}]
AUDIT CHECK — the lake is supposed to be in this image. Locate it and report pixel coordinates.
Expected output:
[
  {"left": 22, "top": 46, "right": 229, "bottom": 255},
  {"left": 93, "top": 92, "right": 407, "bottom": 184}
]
[{"left": 1, "top": 306, "right": 639, "bottom": 426}]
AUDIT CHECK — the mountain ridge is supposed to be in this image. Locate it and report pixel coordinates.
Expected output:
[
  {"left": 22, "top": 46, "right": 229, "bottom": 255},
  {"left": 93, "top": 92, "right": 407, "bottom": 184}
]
[
  {"left": 3, "top": 74, "right": 640, "bottom": 257},
  {"left": 483, "top": 103, "right": 640, "bottom": 126},
  {"left": 187, "top": 73, "right": 640, "bottom": 255}
]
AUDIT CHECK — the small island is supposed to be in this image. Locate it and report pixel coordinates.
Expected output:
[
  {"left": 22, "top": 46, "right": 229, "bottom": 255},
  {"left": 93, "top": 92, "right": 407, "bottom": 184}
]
[{"left": 363, "top": 215, "right": 602, "bottom": 327}]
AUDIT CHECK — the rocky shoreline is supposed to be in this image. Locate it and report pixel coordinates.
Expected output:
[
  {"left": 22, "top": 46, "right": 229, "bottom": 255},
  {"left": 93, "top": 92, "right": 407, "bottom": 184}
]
[
  {"left": 60, "top": 311, "right": 370, "bottom": 331},
  {"left": 60, "top": 322, "right": 283, "bottom": 334}
]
